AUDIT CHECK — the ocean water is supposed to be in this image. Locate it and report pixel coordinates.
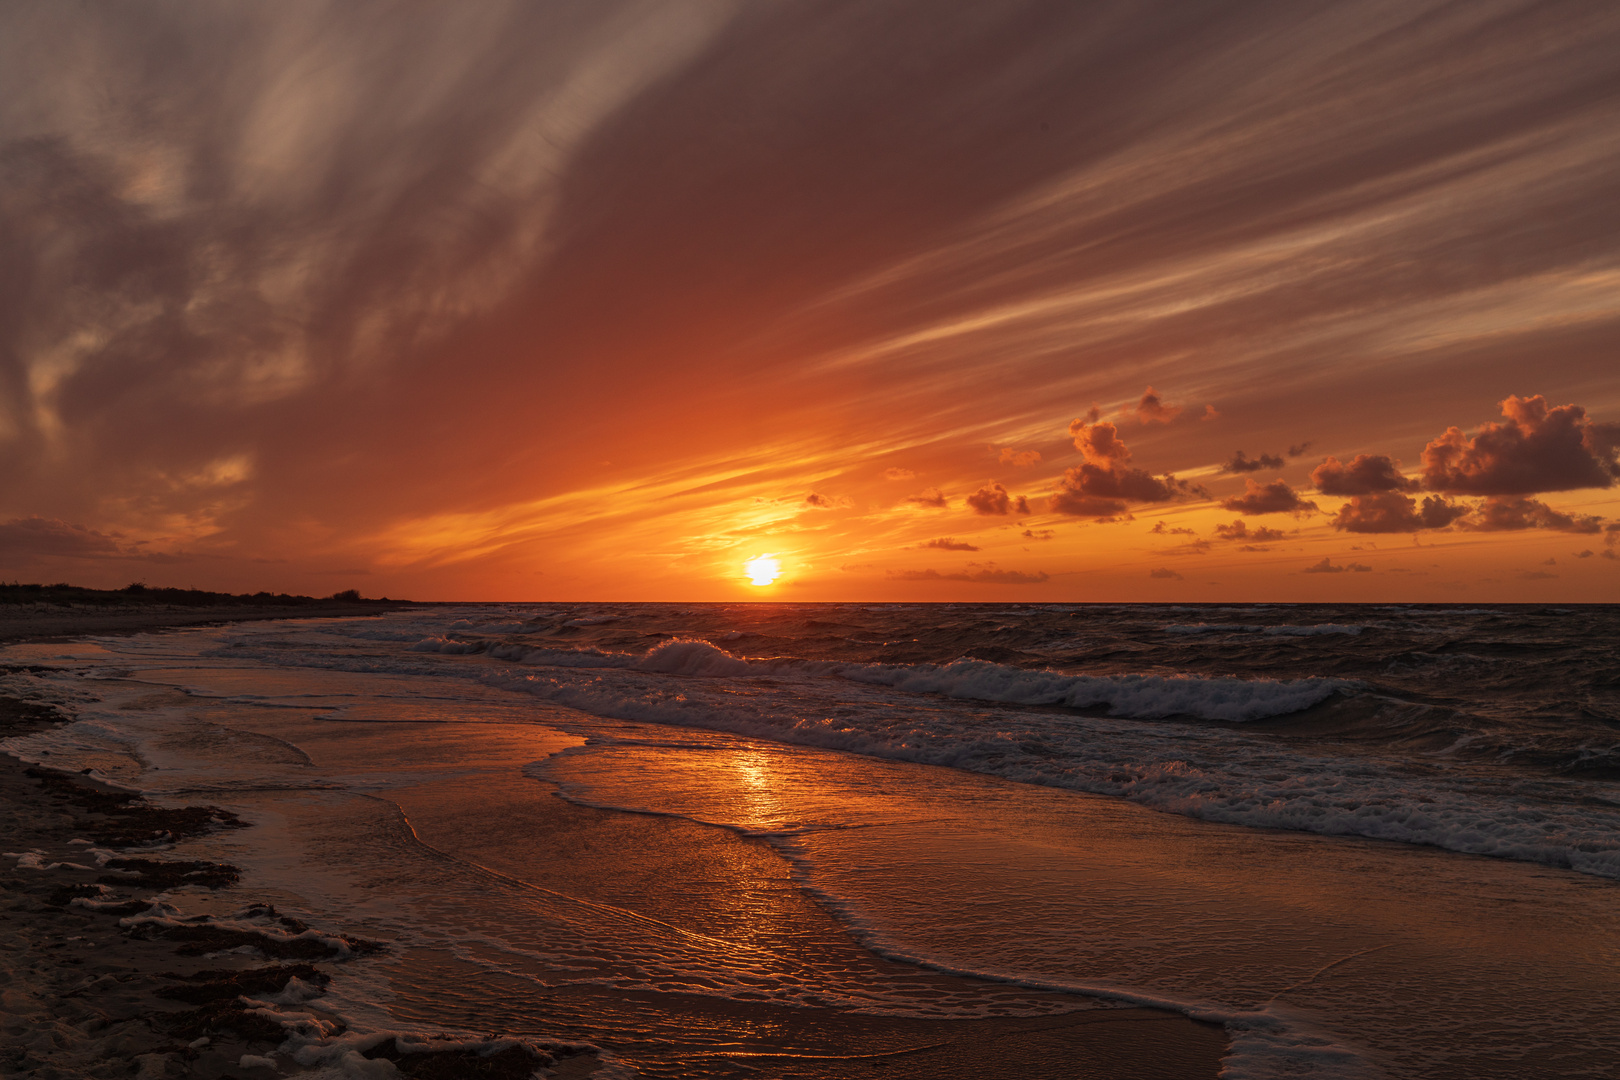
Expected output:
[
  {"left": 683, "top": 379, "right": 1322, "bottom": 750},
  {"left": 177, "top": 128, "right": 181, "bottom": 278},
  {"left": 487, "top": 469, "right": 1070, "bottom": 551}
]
[{"left": 3, "top": 603, "right": 1618, "bottom": 1078}]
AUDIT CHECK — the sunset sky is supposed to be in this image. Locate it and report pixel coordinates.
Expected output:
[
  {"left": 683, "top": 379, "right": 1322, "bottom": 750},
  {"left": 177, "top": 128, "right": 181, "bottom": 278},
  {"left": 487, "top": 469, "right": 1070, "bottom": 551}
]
[{"left": 3, "top": 0, "right": 1619, "bottom": 602}]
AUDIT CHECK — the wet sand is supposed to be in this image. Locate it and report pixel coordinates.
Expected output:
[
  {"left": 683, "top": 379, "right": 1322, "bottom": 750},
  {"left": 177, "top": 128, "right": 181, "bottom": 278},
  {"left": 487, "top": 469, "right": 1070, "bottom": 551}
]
[{"left": 0, "top": 611, "right": 1228, "bottom": 1079}]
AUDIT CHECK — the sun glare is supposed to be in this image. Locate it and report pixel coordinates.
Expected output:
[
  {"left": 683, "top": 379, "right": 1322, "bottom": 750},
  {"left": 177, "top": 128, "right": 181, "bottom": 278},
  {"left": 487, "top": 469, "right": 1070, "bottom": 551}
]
[{"left": 744, "top": 554, "right": 781, "bottom": 587}]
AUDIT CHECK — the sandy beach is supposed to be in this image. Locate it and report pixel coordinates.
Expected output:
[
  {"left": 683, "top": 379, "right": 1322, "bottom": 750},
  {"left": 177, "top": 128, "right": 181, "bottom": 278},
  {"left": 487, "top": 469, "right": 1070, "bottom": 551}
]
[
  {"left": 1, "top": 611, "right": 1229, "bottom": 1079},
  {"left": 0, "top": 601, "right": 411, "bottom": 648},
  {"left": 1, "top": 611, "right": 603, "bottom": 1079}
]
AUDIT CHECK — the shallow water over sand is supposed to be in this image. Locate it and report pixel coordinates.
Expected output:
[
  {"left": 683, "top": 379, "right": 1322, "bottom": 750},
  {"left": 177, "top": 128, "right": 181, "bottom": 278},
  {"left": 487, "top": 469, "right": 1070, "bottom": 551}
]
[{"left": 3, "top": 605, "right": 1618, "bottom": 1077}]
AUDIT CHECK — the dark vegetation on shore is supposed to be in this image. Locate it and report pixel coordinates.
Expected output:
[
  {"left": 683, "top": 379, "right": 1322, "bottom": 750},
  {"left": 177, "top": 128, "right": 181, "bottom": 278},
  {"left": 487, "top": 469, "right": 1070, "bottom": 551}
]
[{"left": 0, "top": 582, "right": 399, "bottom": 608}]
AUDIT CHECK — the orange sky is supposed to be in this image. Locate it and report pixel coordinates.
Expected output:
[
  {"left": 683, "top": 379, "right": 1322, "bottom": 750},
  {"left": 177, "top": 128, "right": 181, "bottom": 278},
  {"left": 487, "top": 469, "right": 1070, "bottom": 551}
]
[{"left": 2, "top": 1, "right": 1619, "bottom": 602}]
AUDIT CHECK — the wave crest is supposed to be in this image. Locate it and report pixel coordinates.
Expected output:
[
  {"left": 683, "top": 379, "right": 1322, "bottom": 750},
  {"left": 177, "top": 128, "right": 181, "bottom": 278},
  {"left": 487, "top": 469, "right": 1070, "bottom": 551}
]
[{"left": 839, "top": 660, "right": 1353, "bottom": 721}]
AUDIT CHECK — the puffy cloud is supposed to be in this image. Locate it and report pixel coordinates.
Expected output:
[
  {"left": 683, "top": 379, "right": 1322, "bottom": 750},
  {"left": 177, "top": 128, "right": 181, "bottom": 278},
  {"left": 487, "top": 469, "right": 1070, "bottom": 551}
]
[
  {"left": 1212, "top": 520, "right": 1285, "bottom": 541},
  {"left": 1133, "top": 386, "right": 1182, "bottom": 425},
  {"left": 1070, "top": 418, "right": 1131, "bottom": 463},
  {"left": 1330, "top": 492, "right": 1467, "bottom": 533},
  {"left": 1287, "top": 442, "right": 1313, "bottom": 458},
  {"left": 1149, "top": 567, "right": 1182, "bottom": 579},
  {"left": 891, "top": 564, "right": 1048, "bottom": 584},
  {"left": 1421, "top": 395, "right": 1620, "bottom": 495},
  {"left": 1575, "top": 550, "right": 1594, "bottom": 558},
  {"left": 906, "top": 488, "right": 948, "bottom": 508},
  {"left": 1053, "top": 420, "right": 1195, "bottom": 518},
  {"left": 966, "top": 483, "right": 1029, "bottom": 516},
  {"left": 1303, "top": 557, "right": 1372, "bottom": 574},
  {"left": 920, "top": 537, "right": 979, "bottom": 551},
  {"left": 1021, "top": 528, "right": 1055, "bottom": 540},
  {"left": 999, "top": 448, "right": 1041, "bottom": 467},
  {"left": 1460, "top": 496, "right": 1603, "bottom": 534},
  {"left": 882, "top": 467, "right": 916, "bottom": 480},
  {"left": 0, "top": 517, "right": 125, "bottom": 557},
  {"left": 803, "top": 492, "right": 851, "bottom": 509},
  {"left": 1220, "top": 479, "right": 1318, "bottom": 516},
  {"left": 1311, "top": 454, "right": 1418, "bottom": 495},
  {"left": 1223, "top": 450, "right": 1285, "bottom": 474},
  {"left": 1202, "top": 405, "right": 1221, "bottom": 422},
  {"left": 1149, "top": 522, "right": 1197, "bottom": 536}
]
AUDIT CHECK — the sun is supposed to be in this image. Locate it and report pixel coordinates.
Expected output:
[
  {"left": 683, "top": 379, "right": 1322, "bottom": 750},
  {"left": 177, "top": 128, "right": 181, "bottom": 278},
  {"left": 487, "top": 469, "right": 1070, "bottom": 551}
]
[{"left": 743, "top": 554, "right": 781, "bottom": 587}]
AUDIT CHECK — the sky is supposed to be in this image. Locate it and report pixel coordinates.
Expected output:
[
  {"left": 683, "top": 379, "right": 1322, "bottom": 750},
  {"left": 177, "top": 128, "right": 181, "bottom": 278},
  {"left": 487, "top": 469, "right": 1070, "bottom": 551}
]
[{"left": 2, "top": 0, "right": 1619, "bottom": 602}]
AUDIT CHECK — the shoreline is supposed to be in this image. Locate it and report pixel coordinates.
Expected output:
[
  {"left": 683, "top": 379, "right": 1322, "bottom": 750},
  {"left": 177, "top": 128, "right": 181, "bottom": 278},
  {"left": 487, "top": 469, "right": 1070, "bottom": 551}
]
[
  {"left": 0, "top": 601, "right": 413, "bottom": 647},
  {"left": 1, "top": 611, "right": 1229, "bottom": 1079}
]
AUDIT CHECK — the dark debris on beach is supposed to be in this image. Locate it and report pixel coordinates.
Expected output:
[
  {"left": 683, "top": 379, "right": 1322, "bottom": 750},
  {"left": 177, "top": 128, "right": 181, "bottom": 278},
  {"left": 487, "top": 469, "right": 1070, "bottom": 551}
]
[
  {"left": 23, "top": 763, "right": 248, "bottom": 850},
  {"left": 361, "top": 1038, "right": 557, "bottom": 1080}
]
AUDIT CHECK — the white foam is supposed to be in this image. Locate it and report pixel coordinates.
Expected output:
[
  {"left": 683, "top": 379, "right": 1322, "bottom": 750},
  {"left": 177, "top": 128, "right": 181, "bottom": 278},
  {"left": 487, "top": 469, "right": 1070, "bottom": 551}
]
[
  {"left": 117, "top": 905, "right": 366, "bottom": 957},
  {"left": 837, "top": 659, "right": 1353, "bottom": 721},
  {"left": 407, "top": 636, "right": 484, "bottom": 654},
  {"left": 4, "top": 850, "right": 60, "bottom": 870}
]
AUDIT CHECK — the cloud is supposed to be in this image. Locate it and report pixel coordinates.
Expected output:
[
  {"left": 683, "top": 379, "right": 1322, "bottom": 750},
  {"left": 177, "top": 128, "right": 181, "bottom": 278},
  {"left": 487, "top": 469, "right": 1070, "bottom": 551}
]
[
  {"left": 1223, "top": 450, "right": 1285, "bottom": 474},
  {"left": 1149, "top": 567, "right": 1182, "bottom": 579},
  {"left": 6, "top": 7, "right": 1619, "bottom": 600},
  {"left": 1202, "top": 405, "right": 1221, "bottom": 422},
  {"left": 891, "top": 563, "right": 1048, "bottom": 584},
  {"left": 1052, "top": 419, "right": 1196, "bottom": 518},
  {"left": 0, "top": 517, "right": 126, "bottom": 558},
  {"left": 906, "top": 488, "right": 949, "bottom": 508},
  {"left": 1148, "top": 522, "right": 1197, "bottom": 536},
  {"left": 1329, "top": 492, "right": 1467, "bottom": 533},
  {"left": 1459, "top": 496, "right": 1603, "bottom": 534},
  {"left": 883, "top": 467, "right": 916, "bottom": 480},
  {"left": 1220, "top": 478, "right": 1318, "bottom": 516},
  {"left": 1287, "top": 442, "right": 1313, "bottom": 458},
  {"left": 802, "top": 492, "right": 853, "bottom": 510},
  {"left": 1021, "top": 528, "right": 1055, "bottom": 540},
  {"left": 920, "top": 537, "right": 979, "bottom": 551},
  {"left": 1311, "top": 454, "right": 1418, "bottom": 495},
  {"left": 999, "top": 448, "right": 1041, "bottom": 467},
  {"left": 1575, "top": 550, "right": 1594, "bottom": 558},
  {"left": 1132, "top": 386, "right": 1181, "bottom": 425},
  {"left": 1421, "top": 395, "right": 1620, "bottom": 495},
  {"left": 1212, "top": 520, "right": 1285, "bottom": 541},
  {"left": 966, "top": 483, "right": 1029, "bottom": 516},
  {"left": 1163, "top": 539, "right": 1211, "bottom": 555},
  {"left": 1303, "top": 557, "right": 1372, "bottom": 574}
]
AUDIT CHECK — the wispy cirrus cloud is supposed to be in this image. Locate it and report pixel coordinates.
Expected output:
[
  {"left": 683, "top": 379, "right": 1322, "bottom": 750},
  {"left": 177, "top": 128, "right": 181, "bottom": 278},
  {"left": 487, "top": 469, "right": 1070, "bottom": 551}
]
[{"left": 891, "top": 564, "right": 1048, "bottom": 585}]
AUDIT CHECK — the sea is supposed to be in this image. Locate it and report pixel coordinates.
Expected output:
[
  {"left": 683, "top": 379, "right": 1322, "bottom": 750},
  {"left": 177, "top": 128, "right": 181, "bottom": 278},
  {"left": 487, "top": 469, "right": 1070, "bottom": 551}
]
[{"left": 3, "top": 603, "right": 1618, "bottom": 1079}]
